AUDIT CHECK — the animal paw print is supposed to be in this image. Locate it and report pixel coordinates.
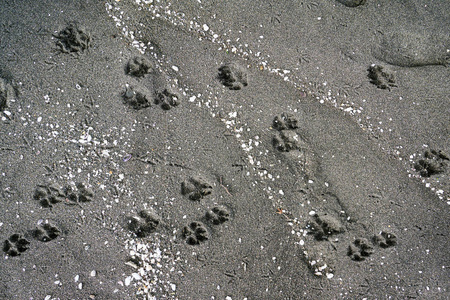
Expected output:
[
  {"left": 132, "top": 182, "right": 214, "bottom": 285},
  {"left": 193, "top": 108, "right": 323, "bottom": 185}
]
[
  {"left": 414, "top": 149, "right": 448, "bottom": 177},
  {"left": 33, "top": 223, "right": 60, "bottom": 242},
  {"left": 273, "top": 112, "right": 299, "bottom": 131},
  {"left": 218, "top": 63, "right": 248, "bottom": 90},
  {"left": 373, "top": 231, "right": 397, "bottom": 248},
  {"left": 33, "top": 184, "right": 66, "bottom": 208},
  {"left": 126, "top": 56, "right": 154, "bottom": 77},
  {"left": 205, "top": 206, "right": 230, "bottom": 225},
  {"left": 3, "top": 234, "right": 30, "bottom": 256},
  {"left": 55, "top": 22, "right": 91, "bottom": 54},
  {"left": 182, "top": 221, "right": 209, "bottom": 245},
  {"left": 272, "top": 130, "right": 303, "bottom": 152},
  {"left": 75, "top": 182, "right": 94, "bottom": 202},
  {"left": 307, "top": 213, "right": 344, "bottom": 240},
  {"left": 181, "top": 176, "right": 213, "bottom": 201},
  {"left": 127, "top": 209, "right": 161, "bottom": 237},
  {"left": 154, "top": 88, "right": 180, "bottom": 110},
  {"left": 62, "top": 183, "right": 93, "bottom": 205},
  {"left": 33, "top": 182, "right": 93, "bottom": 208},
  {"left": 122, "top": 85, "right": 152, "bottom": 110},
  {"left": 348, "top": 238, "right": 374, "bottom": 261},
  {"left": 368, "top": 64, "right": 397, "bottom": 90}
]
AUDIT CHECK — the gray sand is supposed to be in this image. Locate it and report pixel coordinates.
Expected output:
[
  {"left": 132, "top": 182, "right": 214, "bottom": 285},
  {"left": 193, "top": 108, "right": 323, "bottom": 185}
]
[{"left": 0, "top": 0, "right": 448, "bottom": 299}]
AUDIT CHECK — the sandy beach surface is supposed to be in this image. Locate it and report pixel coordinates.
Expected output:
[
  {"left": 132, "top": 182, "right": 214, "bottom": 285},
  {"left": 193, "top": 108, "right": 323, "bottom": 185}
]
[{"left": 0, "top": 0, "right": 448, "bottom": 299}]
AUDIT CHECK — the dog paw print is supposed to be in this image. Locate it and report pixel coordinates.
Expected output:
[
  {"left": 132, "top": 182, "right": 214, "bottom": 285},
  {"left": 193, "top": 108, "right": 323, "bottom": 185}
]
[
  {"left": 54, "top": 22, "right": 91, "bottom": 54},
  {"left": 154, "top": 88, "right": 180, "bottom": 110},
  {"left": 273, "top": 130, "right": 304, "bottom": 152},
  {"left": 414, "top": 149, "right": 448, "bottom": 177},
  {"left": 182, "top": 221, "right": 209, "bottom": 245},
  {"left": 273, "top": 112, "right": 299, "bottom": 131},
  {"left": 348, "top": 238, "right": 374, "bottom": 261},
  {"left": 307, "top": 213, "right": 345, "bottom": 240},
  {"left": 126, "top": 56, "right": 154, "bottom": 77},
  {"left": 127, "top": 210, "right": 161, "bottom": 237},
  {"left": 368, "top": 64, "right": 397, "bottom": 90},
  {"left": 3, "top": 234, "right": 30, "bottom": 256},
  {"left": 62, "top": 183, "right": 93, "bottom": 205},
  {"left": 205, "top": 206, "right": 230, "bottom": 225},
  {"left": 63, "top": 185, "right": 79, "bottom": 203},
  {"left": 34, "top": 182, "right": 93, "bottom": 208},
  {"left": 33, "top": 222, "right": 60, "bottom": 242},
  {"left": 33, "top": 184, "right": 66, "bottom": 208},
  {"left": 66, "top": 182, "right": 94, "bottom": 204},
  {"left": 76, "top": 182, "right": 94, "bottom": 202},
  {"left": 373, "top": 231, "right": 397, "bottom": 248},
  {"left": 181, "top": 176, "right": 213, "bottom": 201},
  {"left": 218, "top": 63, "right": 248, "bottom": 90},
  {"left": 122, "top": 85, "right": 152, "bottom": 110}
]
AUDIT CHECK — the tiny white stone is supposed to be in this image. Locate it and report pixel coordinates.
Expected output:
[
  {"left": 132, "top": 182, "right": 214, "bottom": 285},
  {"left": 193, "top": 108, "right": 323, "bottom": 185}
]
[
  {"left": 203, "top": 24, "right": 209, "bottom": 31},
  {"left": 90, "top": 270, "right": 96, "bottom": 277},
  {"left": 172, "top": 65, "right": 179, "bottom": 72},
  {"left": 124, "top": 276, "right": 132, "bottom": 286},
  {"left": 74, "top": 275, "right": 79, "bottom": 282}
]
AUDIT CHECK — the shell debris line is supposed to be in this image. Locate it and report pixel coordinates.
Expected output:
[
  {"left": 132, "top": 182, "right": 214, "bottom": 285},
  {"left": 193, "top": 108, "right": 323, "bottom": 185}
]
[{"left": 123, "top": 234, "right": 181, "bottom": 299}]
